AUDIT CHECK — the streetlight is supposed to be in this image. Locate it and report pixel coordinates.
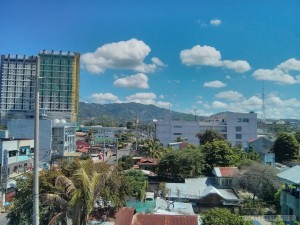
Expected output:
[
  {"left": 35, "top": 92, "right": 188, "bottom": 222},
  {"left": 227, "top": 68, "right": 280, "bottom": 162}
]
[{"left": 33, "top": 56, "right": 40, "bottom": 225}]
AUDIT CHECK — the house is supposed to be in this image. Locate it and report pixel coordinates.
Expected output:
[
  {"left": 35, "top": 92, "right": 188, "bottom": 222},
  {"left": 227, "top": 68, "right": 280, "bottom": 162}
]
[
  {"left": 247, "top": 136, "right": 275, "bottom": 165},
  {"left": 277, "top": 165, "right": 300, "bottom": 221},
  {"left": 115, "top": 207, "right": 199, "bottom": 225},
  {"left": 165, "top": 177, "right": 241, "bottom": 213},
  {"left": 212, "top": 167, "right": 239, "bottom": 188},
  {"left": 136, "top": 158, "right": 158, "bottom": 172}
]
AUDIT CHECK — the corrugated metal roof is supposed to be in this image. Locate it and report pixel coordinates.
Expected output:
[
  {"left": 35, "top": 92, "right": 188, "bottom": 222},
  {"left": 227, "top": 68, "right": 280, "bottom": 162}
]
[
  {"left": 132, "top": 214, "right": 198, "bottom": 225},
  {"left": 213, "top": 167, "right": 239, "bottom": 177},
  {"left": 277, "top": 165, "right": 300, "bottom": 184},
  {"left": 115, "top": 207, "right": 135, "bottom": 225}
]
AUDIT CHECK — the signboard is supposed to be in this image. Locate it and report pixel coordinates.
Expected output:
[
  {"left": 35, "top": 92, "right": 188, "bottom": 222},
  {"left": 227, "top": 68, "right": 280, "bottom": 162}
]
[{"left": 2, "top": 150, "right": 8, "bottom": 187}]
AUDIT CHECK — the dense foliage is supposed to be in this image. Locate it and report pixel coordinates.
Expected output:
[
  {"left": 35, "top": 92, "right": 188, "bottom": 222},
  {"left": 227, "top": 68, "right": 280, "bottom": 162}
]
[
  {"left": 123, "top": 170, "right": 148, "bottom": 200},
  {"left": 158, "top": 146, "right": 205, "bottom": 178},
  {"left": 196, "top": 129, "right": 225, "bottom": 145},
  {"left": 202, "top": 208, "right": 252, "bottom": 225},
  {"left": 272, "top": 132, "right": 299, "bottom": 162}
]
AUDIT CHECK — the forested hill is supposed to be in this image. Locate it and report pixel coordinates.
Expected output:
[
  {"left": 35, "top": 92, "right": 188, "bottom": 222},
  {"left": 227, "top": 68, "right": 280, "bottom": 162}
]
[{"left": 78, "top": 102, "right": 206, "bottom": 124}]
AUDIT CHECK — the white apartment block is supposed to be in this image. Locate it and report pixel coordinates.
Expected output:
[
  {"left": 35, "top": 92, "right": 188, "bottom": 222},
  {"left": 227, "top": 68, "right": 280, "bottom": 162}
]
[
  {"left": 155, "top": 112, "right": 257, "bottom": 147},
  {"left": 0, "top": 51, "right": 80, "bottom": 124}
]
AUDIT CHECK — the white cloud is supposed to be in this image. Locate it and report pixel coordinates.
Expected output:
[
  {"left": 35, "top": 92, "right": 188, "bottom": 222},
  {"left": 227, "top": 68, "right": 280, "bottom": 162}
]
[
  {"left": 113, "top": 73, "right": 149, "bottom": 89},
  {"left": 203, "top": 80, "right": 226, "bottom": 88},
  {"left": 222, "top": 60, "right": 251, "bottom": 73},
  {"left": 180, "top": 45, "right": 251, "bottom": 73},
  {"left": 180, "top": 45, "right": 222, "bottom": 67},
  {"left": 277, "top": 58, "right": 300, "bottom": 71},
  {"left": 215, "top": 90, "right": 244, "bottom": 101},
  {"left": 151, "top": 57, "right": 166, "bottom": 67},
  {"left": 210, "top": 19, "right": 222, "bottom": 26},
  {"left": 89, "top": 93, "right": 121, "bottom": 104},
  {"left": 81, "top": 38, "right": 164, "bottom": 74},
  {"left": 212, "top": 101, "right": 227, "bottom": 108},
  {"left": 125, "top": 92, "right": 171, "bottom": 108},
  {"left": 252, "top": 68, "right": 300, "bottom": 85}
]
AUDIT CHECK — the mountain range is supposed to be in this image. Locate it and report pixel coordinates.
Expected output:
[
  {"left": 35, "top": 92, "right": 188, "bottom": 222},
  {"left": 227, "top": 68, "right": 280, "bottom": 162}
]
[{"left": 78, "top": 102, "right": 205, "bottom": 124}]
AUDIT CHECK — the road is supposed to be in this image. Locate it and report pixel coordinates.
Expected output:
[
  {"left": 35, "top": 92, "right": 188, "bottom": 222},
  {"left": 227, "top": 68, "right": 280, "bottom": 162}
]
[
  {"left": 0, "top": 213, "right": 8, "bottom": 225},
  {"left": 106, "top": 146, "right": 131, "bottom": 164}
]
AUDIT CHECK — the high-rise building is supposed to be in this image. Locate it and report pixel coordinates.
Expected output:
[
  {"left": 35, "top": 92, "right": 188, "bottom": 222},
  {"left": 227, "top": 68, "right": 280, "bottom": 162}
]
[
  {"left": 0, "top": 54, "right": 37, "bottom": 122},
  {"left": 38, "top": 50, "right": 80, "bottom": 122},
  {"left": 0, "top": 51, "right": 80, "bottom": 123}
]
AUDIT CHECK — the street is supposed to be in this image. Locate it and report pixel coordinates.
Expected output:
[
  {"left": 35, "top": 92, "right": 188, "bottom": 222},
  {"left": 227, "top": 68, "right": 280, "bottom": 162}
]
[
  {"left": 106, "top": 146, "right": 131, "bottom": 164},
  {"left": 0, "top": 213, "right": 8, "bottom": 225}
]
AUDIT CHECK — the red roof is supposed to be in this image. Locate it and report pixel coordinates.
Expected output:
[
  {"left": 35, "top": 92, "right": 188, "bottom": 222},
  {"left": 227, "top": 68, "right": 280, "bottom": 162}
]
[
  {"left": 76, "top": 140, "right": 90, "bottom": 149},
  {"left": 115, "top": 207, "right": 135, "bottom": 225},
  {"left": 219, "top": 167, "right": 239, "bottom": 177},
  {"left": 137, "top": 158, "right": 158, "bottom": 166},
  {"left": 132, "top": 214, "right": 198, "bottom": 225}
]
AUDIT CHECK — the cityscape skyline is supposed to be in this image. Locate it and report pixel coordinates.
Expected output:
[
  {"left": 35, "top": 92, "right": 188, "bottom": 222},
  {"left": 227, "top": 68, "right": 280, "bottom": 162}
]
[{"left": 0, "top": 1, "right": 300, "bottom": 119}]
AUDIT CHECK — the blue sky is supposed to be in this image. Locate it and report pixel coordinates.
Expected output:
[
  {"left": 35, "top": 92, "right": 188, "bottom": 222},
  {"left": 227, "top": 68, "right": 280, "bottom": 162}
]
[{"left": 1, "top": 0, "right": 300, "bottom": 119}]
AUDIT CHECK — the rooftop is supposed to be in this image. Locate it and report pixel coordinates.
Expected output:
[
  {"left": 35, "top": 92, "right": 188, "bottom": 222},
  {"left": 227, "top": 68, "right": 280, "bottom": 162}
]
[{"left": 277, "top": 165, "right": 300, "bottom": 185}]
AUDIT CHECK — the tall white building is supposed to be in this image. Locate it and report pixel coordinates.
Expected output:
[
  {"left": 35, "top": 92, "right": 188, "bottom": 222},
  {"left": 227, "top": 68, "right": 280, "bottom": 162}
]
[
  {"left": 0, "top": 51, "right": 80, "bottom": 124},
  {"left": 155, "top": 112, "right": 257, "bottom": 147}
]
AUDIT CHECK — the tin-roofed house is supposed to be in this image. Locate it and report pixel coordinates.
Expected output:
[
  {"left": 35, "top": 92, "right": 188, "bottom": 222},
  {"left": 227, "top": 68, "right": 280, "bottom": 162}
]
[{"left": 277, "top": 165, "right": 300, "bottom": 221}]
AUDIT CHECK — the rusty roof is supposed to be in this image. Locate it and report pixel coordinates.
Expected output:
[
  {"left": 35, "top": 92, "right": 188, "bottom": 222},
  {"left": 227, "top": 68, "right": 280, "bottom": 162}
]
[
  {"left": 216, "top": 167, "right": 239, "bottom": 177},
  {"left": 115, "top": 207, "right": 135, "bottom": 225},
  {"left": 132, "top": 214, "right": 198, "bottom": 225},
  {"left": 137, "top": 158, "right": 158, "bottom": 165}
]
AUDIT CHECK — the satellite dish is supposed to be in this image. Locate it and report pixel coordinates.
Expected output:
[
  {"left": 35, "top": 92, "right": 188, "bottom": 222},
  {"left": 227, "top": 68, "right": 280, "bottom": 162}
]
[
  {"left": 60, "top": 119, "right": 66, "bottom": 125},
  {"left": 53, "top": 119, "right": 60, "bottom": 125}
]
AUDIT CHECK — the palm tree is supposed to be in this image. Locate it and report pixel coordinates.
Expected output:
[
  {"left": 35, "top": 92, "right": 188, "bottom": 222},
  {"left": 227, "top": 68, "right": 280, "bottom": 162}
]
[
  {"left": 140, "top": 139, "right": 164, "bottom": 158},
  {"left": 43, "top": 159, "right": 115, "bottom": 225}
]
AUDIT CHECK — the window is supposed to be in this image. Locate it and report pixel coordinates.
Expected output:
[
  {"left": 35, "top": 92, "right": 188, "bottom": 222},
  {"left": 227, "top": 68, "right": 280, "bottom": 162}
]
[
  {"left": 237, "top": 118, "right": 242, "bottom": 122},
  {"left": 173, "top": 133, "right": 182, "bottom": 135},
  {"left": 174, "top": 125, "right": 182, "bottom": 128},
  {"left": 9, "top": 150, "right": 17, "bottom": 157},
  {"left": 236, "top": 134, "right": 242, "bottom": 139},
  {"left": 236, "top": 126, "right": 242, "bottom": 132},
  {"left": 243, "top": 118, "right": 249, "bottom": 122}
]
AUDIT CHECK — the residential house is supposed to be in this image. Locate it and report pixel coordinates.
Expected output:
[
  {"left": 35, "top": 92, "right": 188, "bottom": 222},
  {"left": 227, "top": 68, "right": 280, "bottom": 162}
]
[
  {"left": 136, "top": 158, "right": 158, "bottom": 172},
  {"left": 115, "top": 207, "right": 199, "bottom": 225},
  {"left": 277, "top": 165, "right": 300, "bottom": 221},
  {"left": 212, "top": 167, "right": 239, "bottom": 188},
  {"left": 165, "top": 177, "right": 241, "bottom": 213}
]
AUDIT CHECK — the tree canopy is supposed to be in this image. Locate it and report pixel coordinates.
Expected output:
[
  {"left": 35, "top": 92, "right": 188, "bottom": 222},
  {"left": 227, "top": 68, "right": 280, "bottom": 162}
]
[
  {"left": 272, "top": 132, "right": 299, "bottom": 162},
  {"left": 235, "top": 162, "right": 280, "bottom": 202},
  {"left": 196, "top": 129, "right": 225, "bottom": 145},
  {"left": 158, "top": 146, "right": 205, "bottom": 178},
  {"left": 201, "top": 140, "right": 236, "bottom": 174},
  {"left": 202, "top": 208, "right": 252, "bottom": 225}
]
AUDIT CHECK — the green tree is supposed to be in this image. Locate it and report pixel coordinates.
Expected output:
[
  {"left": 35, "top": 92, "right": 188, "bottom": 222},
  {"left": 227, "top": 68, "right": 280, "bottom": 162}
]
[
  {"left": 158, "top": 147, "right": 204, "bottom": 178},
  {"left": 196, "top": 129, "right": 225, "bottom": 145},
  {"left": 118, "top": 155, "right": 134, "bottom": 170},
  {"left": 272, "top": 132, "right": 299, "bottom": 162},
  {"left": 235, "top": 162, "right": 280, "bottom": 202},
  {"left": 202, "top": 208, "right": 252, "bottom": 225},
  {"left": 274, "top": 215, "right": 284, "bottom": 225},
  {"left": 7, "top": 169, "right": 63, "bottom": 225},
  {"left": 140, "top": 139, "right": 164, "bottom": 158},
  {"left": 294, "top": 129, "right": 300, "bottom": 143},
  {"left": 123, "top": 170, "right": 148, "bottom": 200},
  {"left": 202, "top": 140, "right": 236, "bottom": 174}
]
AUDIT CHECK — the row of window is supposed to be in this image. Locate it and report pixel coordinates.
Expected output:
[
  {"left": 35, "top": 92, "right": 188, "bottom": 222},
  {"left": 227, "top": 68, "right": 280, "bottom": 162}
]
[{"left": 237, "top": 118, "right": 249, "bottom": 122}]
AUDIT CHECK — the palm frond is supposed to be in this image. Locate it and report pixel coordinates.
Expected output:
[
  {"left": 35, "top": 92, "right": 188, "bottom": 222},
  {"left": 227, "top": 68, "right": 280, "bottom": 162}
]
[
  {"left": 42, "top": 193, "right": 68, "bottom": 209},
  {"left": 48, "top": 212, "right": 67, "bottom": 225},
  {"left": 55, "top": 175, "right": 76, "bottom": 196}
]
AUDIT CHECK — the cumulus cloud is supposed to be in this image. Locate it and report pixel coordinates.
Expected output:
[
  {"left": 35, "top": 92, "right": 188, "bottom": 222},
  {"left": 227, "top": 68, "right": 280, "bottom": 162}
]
[
  {"left": 113, "top": 73, "right": 149, "bottom": 89},
  {"left": 203, "top": 80, "right": 226, "bottom": 88},
  {"left": 210, "top": 19, "right": 222, "bottom": 26},
  {"left": 81, "top": 38, "right": 164, "bottom": 74},
  {"left": 212, "top": 101, "right": 227, "bottom": 108},
  {"left": 215, "top": 90, "right": 244, "bottom": 101},
  {"left": 253, "top": 58, "right": 300, "bottom": 85},
  {"left": 125, "top": 92, "right": 171, "bottom": 108},
  {"left": 252, "top": 68, "right": 300, "bottom": 85},
  {"left": 89, "top": 93, "right": 121, "bottom": 104},
  {"left": 277, "top": 58, "right": 300, "bottom": 71},
  {"left": 180, "top": 45, "right": 251, "bottom": 73}
]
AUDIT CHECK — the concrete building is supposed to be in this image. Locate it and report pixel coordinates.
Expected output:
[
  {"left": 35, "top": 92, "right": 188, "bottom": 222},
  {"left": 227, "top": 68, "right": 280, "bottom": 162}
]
[
  {"left": 277, "top": 166, "right": 300, "bottom": 222},
  {"left": 7, "top": 119, "right": 77, "bottom": 163},
  {"left": 155, "top": 111, "right": 257, "bottom": 147},
  {"left": 0, "top": 51, "right": 80, "bottom": 124}
]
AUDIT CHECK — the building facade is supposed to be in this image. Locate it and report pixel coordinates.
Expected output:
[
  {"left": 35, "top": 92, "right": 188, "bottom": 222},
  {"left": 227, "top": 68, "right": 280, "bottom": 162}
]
[
  {"left": 7, "top": 119, "right": 77, "bottom": 163},
  {"left": 0, "top": 51, "right": 80, "bottom": 124},
  {"left": 155, "top": 112, "right": 257, "bottom": 147}
]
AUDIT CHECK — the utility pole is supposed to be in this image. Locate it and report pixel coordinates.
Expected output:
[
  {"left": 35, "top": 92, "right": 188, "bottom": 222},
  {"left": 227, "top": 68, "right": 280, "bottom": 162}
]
[
  {"left": 135, "top": 114, "right": 138, "bottom": 152},
  {"left": 33, "top": 56, "right": 40, "bottom": 225}
]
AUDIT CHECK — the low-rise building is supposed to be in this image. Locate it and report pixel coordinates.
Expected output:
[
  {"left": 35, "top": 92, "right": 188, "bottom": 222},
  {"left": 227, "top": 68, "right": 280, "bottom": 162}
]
[
  {"left": 155, "top": 111, "right": 257, "bottom": 147},
  {"left": 277, "top": 165, "right": 300, "bottom": 221}
]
